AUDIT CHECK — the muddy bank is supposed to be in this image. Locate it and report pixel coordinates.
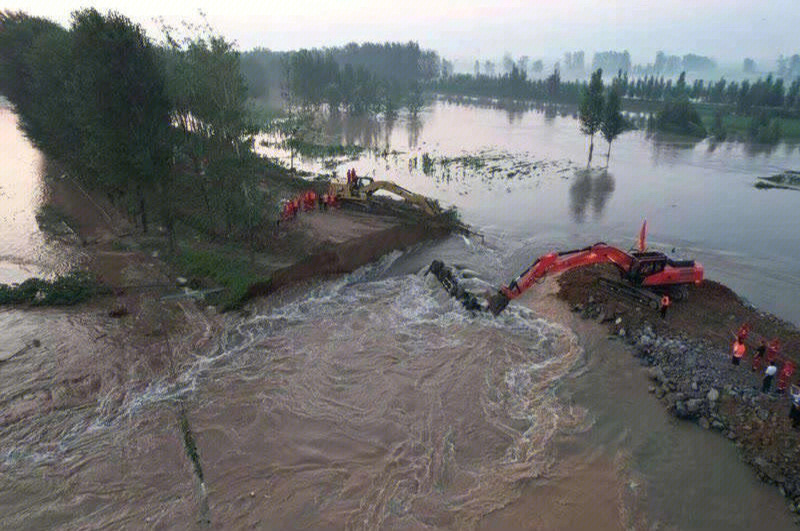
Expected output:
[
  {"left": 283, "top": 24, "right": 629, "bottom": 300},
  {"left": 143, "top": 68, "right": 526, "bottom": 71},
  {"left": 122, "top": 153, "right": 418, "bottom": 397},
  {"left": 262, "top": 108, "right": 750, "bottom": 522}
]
[
  {"left": 262, "top": 210, "right": 453, "bottom": 297},
  {"left": 557, "top": 265, "right": 800, "bottom": 522}
]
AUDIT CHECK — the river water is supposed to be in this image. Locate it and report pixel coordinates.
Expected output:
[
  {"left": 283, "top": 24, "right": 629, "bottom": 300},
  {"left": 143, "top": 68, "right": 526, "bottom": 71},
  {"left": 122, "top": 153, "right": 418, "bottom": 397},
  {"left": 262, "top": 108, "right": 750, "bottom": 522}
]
[{"left": 2, "top": 100, "right": 799, "bottom": 529}]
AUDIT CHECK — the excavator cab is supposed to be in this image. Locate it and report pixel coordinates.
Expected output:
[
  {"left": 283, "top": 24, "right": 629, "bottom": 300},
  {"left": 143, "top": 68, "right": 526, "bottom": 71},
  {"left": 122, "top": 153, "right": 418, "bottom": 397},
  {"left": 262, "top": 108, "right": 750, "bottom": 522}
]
[
  {"left": 627, "top": 251, "right": 667, "bottom": 284},
  {"left": 627, "top": 252, "right": 667, "bottom": 284},
  {"left": 348, "top": 177, "right": 376, "bottom": 198},
  {"left": 355, "top": 177, "right": 374, "bottom": 189}
]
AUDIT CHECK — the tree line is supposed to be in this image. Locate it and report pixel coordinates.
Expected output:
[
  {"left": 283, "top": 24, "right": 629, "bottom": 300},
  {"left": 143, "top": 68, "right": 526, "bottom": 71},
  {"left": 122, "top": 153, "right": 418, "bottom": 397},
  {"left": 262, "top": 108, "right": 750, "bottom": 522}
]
[
  {"left": 0, "top": 10, "right": 263, "bottom": 248},
  {"left": 431, "top": 68, "right": 584, "bottom": 104},
  {"left": 240, "top": 42, "right": 440, "bottom": 116},
  {"left": 615, "top": 73, "right": 799, "bottom": 114},
  {"left": 434, "top": 69, "right": 800, "bottom": 114},
  {"left": 433, "top": 66, "right": 800, "bottom": 143}
]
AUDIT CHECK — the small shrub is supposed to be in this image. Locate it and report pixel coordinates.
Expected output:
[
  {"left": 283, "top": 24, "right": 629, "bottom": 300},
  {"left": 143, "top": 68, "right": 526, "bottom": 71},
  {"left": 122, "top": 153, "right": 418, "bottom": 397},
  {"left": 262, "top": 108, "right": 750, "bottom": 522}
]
[
  {"left": 653, "top": 98, "right": 707, "bottom": 138},
  {"left": 0, "top": 271, "right": 100, "bottom": 306}
]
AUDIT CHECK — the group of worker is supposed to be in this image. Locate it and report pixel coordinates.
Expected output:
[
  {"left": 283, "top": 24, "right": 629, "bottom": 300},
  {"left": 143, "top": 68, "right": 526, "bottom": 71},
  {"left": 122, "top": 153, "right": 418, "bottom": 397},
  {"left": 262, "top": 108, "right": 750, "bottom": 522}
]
[
  {"left": 279, "top": 189, "right": 339, "bottom": 223},
  {"left": 728, "top": 322, "right": 800, "bottom": 428}
]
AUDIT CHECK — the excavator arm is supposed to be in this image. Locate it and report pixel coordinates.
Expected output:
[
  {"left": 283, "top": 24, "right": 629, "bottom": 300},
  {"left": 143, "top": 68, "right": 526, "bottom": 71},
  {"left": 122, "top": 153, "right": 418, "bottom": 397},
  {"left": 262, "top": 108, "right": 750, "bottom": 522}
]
[
  {"left": 486, "top": 243, "right": 635, "bottom": 314},
  {"left": 363, "top": 181, "right": 441, "bottom": 216},
  {"left": 428, "top": 222, "right": 703, "bottom": 316}
]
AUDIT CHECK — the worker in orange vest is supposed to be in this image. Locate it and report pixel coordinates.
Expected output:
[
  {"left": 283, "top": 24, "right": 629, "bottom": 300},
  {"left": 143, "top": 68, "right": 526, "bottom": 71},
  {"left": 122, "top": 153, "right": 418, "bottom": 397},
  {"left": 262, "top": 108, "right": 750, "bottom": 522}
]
[
  {"left": 731, "top": 340, "right": 746, "bottom": 366},
  {"left": 659, "top": 294, "right": 671, "bottom": 319}
]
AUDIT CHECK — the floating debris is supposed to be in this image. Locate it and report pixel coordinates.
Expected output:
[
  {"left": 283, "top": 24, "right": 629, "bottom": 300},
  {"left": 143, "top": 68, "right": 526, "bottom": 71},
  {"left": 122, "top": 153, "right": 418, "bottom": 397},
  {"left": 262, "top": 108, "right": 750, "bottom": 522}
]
[{"left": 755, "top": 170, "right": 800, "bottom": 191}]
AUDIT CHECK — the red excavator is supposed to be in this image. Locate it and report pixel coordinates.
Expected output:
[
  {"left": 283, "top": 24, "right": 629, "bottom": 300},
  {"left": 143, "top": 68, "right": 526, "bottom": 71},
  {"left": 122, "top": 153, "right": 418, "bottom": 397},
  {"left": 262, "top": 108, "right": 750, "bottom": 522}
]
[{"left": 427, "top": 221, "right": 704, "bottom": 315}]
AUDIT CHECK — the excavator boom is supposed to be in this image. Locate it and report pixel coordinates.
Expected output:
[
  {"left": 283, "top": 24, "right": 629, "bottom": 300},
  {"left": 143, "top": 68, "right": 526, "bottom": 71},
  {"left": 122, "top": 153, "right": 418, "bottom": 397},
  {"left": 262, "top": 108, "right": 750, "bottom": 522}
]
[{"left": 501, "top": 244, "right": 634, "bottom": 299}]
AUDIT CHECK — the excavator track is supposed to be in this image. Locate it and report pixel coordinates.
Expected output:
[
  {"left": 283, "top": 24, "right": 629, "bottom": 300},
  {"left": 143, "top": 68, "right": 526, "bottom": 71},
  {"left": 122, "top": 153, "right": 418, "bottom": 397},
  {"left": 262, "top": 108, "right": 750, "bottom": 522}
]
[{"left": 597, "top": 277, "right": 662, "bottom": 309}]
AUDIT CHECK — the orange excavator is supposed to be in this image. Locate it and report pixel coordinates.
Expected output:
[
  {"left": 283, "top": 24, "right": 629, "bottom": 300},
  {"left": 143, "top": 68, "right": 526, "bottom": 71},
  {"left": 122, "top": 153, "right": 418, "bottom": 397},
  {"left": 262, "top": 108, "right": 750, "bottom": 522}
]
[{"left": 427, "top": 221, "right": 704, "bottom": 315}]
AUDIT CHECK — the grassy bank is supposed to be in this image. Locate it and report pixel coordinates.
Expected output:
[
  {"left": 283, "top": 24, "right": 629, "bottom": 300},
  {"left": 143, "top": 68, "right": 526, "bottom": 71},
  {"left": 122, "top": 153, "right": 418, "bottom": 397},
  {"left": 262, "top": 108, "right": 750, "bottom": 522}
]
[{"left": 169, "top": 246, "right": 270, "bottom": 311}]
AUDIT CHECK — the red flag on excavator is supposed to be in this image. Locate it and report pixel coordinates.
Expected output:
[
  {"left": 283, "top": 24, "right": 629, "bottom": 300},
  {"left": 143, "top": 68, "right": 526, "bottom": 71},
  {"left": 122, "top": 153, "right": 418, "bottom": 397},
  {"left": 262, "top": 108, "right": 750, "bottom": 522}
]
[{"left": 637, "top": 220, "right": 647, "bottom": 252}]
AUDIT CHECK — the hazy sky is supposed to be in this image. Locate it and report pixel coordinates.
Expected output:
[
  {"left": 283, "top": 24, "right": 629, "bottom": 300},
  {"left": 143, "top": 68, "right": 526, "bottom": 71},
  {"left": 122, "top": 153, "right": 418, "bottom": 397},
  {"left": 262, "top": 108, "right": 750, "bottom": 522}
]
[{"left": 5, "top": 0, "right": 799, "bottom": 65}]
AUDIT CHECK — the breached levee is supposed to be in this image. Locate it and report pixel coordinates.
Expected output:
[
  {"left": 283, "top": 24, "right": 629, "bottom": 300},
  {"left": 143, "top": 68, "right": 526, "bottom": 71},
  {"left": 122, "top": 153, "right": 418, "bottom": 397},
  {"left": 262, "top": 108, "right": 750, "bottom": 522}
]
[{"left": 247, "top": 205, "right": 460, "bottom": 301}]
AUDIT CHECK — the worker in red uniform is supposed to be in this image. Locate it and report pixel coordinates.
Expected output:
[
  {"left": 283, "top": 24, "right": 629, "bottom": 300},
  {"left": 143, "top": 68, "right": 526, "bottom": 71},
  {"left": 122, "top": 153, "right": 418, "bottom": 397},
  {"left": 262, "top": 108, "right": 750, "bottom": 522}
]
[
  {"left": 303, "top": 190, "right": 317, "bottom": 211},
  {"left": 736, "top": 323, "right": 751, "bottom": 344},
  {"left": 777, "top": 361, "right": 795, "bottom": 394},
  {"left": 731, "top": 340, "right": 746, "bottom": 365},
  {"left": 767, "top": 338, "right": 780, "bottom": 363},
  {"left": 659, "top": 294, "right": 671, "bottom": 319},
  {"left": 752, "top": 339, "right": 767, "bottom": 372}
]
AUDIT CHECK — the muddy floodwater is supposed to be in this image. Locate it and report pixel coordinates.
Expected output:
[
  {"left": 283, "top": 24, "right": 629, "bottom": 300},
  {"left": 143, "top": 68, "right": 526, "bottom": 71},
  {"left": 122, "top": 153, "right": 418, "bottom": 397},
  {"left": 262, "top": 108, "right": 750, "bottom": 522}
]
[{"left": 2, "top": 100, "right": 800, "bottom": 529}]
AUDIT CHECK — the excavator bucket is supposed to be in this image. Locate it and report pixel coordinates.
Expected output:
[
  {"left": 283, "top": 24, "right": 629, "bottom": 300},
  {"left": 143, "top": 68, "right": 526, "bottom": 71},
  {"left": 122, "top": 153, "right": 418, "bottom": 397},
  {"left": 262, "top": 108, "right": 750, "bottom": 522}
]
[
  {"left": 486, "top": 291, "right": 511, "bottom": 316},
  {"left": 638, "top": 219, "right": 647, "bottom": 252}
]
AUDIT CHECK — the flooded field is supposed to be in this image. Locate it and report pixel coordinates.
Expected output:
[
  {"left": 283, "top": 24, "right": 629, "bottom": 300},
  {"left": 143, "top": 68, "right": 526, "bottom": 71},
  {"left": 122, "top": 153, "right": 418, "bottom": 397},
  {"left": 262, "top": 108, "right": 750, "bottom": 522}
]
[
  {"left": 2, "top": 100, "right": 799, "bottom": 529},
  {"left": 262, "top": 98, "right": 800, "bottom": 323}
]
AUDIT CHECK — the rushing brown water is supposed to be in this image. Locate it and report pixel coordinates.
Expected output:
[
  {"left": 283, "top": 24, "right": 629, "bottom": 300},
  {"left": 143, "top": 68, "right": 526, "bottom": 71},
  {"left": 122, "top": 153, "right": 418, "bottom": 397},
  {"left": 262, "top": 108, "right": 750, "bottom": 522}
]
[{"left": 2, "top": 101, "right": 799, "bottom": 529}]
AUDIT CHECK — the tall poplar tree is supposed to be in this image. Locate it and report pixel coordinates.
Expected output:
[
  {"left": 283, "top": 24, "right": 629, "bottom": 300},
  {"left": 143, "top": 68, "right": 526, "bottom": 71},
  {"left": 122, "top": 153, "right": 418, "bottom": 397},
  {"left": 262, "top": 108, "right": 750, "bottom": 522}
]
[
  {"left": 601, "top": 85, "right": 625, "bottom": 166},
  {"left": 579, "top": 68, "right": 604, "bottom": 167}
]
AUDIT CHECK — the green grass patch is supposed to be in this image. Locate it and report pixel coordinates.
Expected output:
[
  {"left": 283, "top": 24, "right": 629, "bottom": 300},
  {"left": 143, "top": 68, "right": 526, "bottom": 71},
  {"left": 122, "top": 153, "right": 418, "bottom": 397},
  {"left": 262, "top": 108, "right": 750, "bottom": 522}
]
[
  {"left": 171, "top": 246, "right": 270, "bottom": 310},
  {"left": 699, "top": 109, "right": 800, "bottom": 141},
  {"left": 0, "top": 271, "right": 102, "bottom": 306}
]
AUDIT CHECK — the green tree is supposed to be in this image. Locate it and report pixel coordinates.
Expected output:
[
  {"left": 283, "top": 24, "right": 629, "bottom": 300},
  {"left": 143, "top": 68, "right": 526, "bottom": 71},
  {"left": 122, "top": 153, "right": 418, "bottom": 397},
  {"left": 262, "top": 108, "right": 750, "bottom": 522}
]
[
  {"left": 710, "top": 110, "right": 726, "bottom": 140},
  {"left": 675, "top": 71, "right": 687, "bottom": 98},
  {"left": 160, "top": 25, "right": 255, "bottom": 237},
  {"left": 579, "top": 69, "right": 604, "bottom": 166},
  {"left": 600, "top": 85, "right": 624, "bottom": 166},
  {"left": 69, "top": 9, "right": 171, "bottom": 232},
  {"left": 406, "top": 81, "right": 424, "bottom": 116},
  {"left": 653, "top": 98, "right": 707, "bottom": 138},
  {"left": 0, "top": 12, "right": 77, "bottom": 161}
]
